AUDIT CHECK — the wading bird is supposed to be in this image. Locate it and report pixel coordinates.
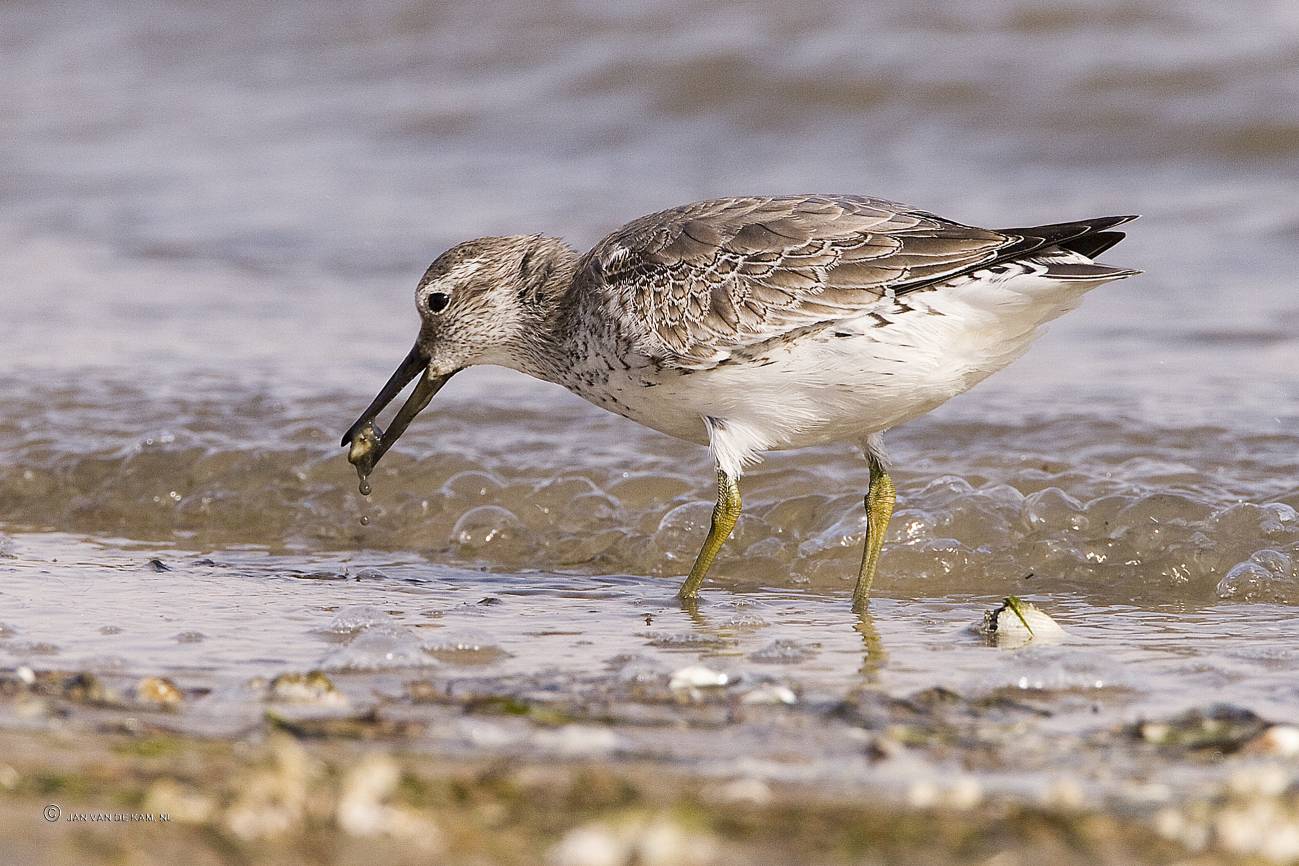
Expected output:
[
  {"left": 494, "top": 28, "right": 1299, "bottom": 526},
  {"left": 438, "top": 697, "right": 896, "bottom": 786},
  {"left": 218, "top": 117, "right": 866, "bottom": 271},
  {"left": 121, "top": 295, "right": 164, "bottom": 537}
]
[{"left": 342, "top": 195, "right": 1138, "bottom": 610}]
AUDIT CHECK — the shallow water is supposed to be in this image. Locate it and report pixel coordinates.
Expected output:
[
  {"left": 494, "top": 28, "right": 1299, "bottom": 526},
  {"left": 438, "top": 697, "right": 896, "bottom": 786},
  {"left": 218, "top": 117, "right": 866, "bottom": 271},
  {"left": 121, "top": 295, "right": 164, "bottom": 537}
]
[
  {"left": 5, "top": 530, "right": 1299, "bottom": 812},
  {"left": 3, "top": 0, "right": 1299, "bottom": 812}
]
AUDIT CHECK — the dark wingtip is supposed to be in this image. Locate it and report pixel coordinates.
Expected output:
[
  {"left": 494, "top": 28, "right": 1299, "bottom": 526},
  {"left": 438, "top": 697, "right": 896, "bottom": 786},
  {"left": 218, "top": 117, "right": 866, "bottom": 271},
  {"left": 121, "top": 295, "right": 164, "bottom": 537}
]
[
  {"left": 1061, "top": 230, "right": 1127, "bottom": 259},
  {"left": 1081, "top": 214, "right": 1140, "bottom": 232}
]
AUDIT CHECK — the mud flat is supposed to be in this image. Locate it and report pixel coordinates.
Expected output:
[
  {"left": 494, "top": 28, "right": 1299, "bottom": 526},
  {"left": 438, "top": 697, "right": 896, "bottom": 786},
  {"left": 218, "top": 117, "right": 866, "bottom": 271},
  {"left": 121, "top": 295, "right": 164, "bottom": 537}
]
[{"left": 2, "top": 655, "right": 1298, "bottom": 866}]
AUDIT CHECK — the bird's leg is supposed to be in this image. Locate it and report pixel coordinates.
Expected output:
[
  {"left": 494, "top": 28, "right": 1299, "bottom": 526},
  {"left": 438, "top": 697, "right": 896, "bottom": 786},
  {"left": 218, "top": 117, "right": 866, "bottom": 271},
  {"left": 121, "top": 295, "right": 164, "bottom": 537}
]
[
  {"left": 852, "top": 452, "right": 896, "bottom": 612},
  {"left": 678, "top": 469, "right": 741, "bottom": 602}
]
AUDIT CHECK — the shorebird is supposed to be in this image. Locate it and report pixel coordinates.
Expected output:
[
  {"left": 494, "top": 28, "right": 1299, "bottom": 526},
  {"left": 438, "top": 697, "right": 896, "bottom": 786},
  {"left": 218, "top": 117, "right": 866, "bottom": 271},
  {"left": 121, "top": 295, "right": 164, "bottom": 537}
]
[{"left": 342, "top": 195, "right": 1139, "bottom": 610}]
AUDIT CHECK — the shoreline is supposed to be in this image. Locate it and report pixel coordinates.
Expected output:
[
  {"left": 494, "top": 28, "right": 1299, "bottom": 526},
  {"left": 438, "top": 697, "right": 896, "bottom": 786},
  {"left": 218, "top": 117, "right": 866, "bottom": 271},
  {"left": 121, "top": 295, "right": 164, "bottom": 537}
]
[
  {"left": 2, "top": 661, "right": 1298, "bottom": 865},
  {"left": 0, "top": 727, "right": 1216, "bottom": 866}
]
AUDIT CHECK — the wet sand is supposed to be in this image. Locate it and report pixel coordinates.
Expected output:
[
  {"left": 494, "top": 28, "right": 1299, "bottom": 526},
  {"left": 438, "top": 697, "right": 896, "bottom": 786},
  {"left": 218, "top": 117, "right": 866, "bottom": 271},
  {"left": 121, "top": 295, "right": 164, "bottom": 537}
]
[
  {"left": 2, "top": 659, "right": 1297, "bottom": 866},
  {"left": 0, "top": 730, "right": 1192, "bottom": 866}
]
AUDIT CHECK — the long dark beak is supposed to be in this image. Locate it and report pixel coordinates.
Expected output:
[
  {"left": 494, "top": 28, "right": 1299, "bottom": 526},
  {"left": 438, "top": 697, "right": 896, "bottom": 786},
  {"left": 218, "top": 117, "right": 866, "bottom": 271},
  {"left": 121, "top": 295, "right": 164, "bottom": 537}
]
[{"left": 340, "top": 345, "right": 454, "bottom": 474}]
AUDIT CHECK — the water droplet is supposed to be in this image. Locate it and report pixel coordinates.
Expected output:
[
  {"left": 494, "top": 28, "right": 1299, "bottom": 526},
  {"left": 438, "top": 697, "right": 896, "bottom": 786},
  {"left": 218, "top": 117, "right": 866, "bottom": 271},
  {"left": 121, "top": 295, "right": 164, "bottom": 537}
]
[
  {"left": 359, "top": 515, "right": 370, "bottom": 526},
  {"left": 358, "top": 479, "right": 372, "bottom": 496}
]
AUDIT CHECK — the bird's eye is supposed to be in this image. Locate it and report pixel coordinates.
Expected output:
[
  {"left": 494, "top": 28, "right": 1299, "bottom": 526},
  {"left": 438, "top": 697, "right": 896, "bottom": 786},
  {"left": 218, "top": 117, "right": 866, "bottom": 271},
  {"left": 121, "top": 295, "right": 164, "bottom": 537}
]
[{"left": 427, "top": 292, "right": 451, "bottom": 313}]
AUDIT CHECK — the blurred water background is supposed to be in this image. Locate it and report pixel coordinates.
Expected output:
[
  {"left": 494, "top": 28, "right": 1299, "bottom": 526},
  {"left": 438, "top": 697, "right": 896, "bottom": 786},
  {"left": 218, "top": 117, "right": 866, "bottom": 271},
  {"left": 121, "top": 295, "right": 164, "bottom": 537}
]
[{"left": 2, "top": 0, "right": 1299, "bottom": 767}]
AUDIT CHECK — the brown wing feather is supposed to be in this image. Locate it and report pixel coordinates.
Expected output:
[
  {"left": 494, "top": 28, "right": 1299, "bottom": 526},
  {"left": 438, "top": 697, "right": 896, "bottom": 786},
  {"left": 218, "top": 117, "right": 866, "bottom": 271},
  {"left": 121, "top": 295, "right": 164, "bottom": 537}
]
[{"left": 576, "top": 195, "right": 1009, "bottom": 369}]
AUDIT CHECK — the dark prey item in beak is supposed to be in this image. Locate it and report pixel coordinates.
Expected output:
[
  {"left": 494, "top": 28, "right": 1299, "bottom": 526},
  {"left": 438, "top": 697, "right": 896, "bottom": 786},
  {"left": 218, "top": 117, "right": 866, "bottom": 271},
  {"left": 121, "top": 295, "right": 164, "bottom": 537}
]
[{"left": 341, "top": 345, "right": 453, "bottom": 483}]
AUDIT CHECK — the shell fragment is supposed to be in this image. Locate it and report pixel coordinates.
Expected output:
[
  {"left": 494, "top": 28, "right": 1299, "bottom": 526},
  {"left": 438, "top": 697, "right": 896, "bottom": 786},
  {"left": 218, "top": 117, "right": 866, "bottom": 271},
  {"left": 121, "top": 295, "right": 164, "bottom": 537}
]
[{"left": 980, "top": 596, "right": 1067, "bottom": 648}]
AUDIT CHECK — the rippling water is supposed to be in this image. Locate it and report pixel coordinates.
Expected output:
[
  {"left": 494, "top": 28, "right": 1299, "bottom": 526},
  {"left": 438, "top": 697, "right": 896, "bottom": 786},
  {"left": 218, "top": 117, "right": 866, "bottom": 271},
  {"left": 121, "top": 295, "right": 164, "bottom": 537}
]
[{"left": 3, "top": 0, "right": 1299, "bottom": 797}]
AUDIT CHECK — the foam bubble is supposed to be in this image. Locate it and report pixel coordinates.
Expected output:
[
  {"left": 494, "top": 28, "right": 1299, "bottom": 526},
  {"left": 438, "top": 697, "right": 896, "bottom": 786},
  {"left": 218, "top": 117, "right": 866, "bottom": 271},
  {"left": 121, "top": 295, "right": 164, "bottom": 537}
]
[
  {"left": 322, "top": 625, "right": 437, "bottom": 672},
  {"left": 323, "top": 606, "right": 391, "bottom": 635},
  {"left": 451, "top": 506, "right": 532, "bottom": 557},
  {"left": 422, "top": 629, "right": 506, "bottom": 664}
]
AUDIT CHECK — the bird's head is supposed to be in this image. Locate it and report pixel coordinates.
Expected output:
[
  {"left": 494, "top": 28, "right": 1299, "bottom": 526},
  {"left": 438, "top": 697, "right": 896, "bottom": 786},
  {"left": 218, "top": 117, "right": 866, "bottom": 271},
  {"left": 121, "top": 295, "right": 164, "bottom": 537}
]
[{"left": 340, "top": 235, "right": 575, "bottom": 478}]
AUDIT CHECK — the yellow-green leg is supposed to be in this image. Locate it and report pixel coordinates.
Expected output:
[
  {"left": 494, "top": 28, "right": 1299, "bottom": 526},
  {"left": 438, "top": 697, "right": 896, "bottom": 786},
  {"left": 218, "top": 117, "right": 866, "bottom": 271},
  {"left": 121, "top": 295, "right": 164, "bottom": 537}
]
[
  {"left": 678, "top": 469, "right": 741, "bottom": 602},
  {"left": 852, "top": 460, "right": 896, "bottom": 612}
]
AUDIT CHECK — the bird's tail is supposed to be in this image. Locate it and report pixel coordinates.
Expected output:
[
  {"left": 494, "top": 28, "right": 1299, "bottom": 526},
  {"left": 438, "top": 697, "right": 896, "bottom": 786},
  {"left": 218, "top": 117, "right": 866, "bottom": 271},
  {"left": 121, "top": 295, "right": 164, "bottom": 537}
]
[{"left": 997, "top": 215, "right": 1142, "bottom": 281}]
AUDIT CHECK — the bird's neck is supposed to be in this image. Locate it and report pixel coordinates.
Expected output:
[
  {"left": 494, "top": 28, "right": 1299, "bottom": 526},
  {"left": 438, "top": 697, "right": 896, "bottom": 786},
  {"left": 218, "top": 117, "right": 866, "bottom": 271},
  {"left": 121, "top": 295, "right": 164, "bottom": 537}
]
[{"left": 499, "top": 239, "right": 585, "bottom": 381}]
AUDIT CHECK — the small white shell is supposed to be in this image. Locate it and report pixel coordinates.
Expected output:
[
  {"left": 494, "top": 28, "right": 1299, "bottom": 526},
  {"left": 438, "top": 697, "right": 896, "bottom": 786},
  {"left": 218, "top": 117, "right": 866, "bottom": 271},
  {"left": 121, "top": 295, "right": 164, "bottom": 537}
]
[
  {"left": 669, "top": 664, "right": 730, "bottom": 690},
  {"left": 1249, "top": 725, "right": 1299, "bottom": 757},
  {"left": 740, "top": 684, "right": 797, "bottom": 705},
  {"left": 980, "top": 597, "right": 1067, "bottom": 648}
]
